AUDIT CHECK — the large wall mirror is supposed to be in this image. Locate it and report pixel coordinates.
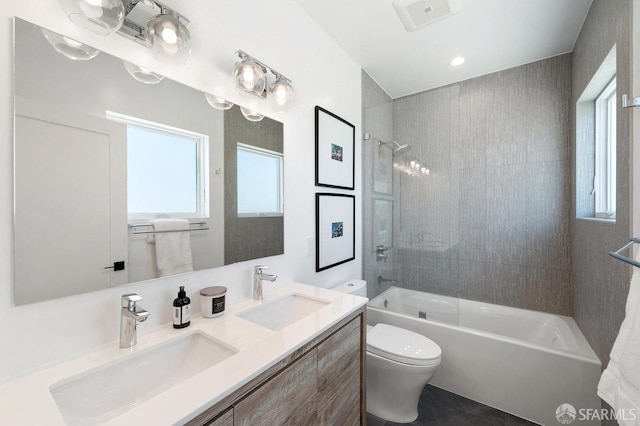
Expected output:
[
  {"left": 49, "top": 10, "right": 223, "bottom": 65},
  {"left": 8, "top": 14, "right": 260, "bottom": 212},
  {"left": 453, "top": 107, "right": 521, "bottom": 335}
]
[{"left": 13, "top": 18, "right": 284, "bottom": 305}]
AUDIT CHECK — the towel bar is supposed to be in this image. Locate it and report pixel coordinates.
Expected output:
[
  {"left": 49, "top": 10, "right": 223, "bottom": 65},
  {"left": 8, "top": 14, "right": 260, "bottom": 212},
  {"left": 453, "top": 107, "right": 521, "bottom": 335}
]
[
  {"left": 128, "top": 221, "right": 209, "bottom": 234},
  {"left": 609, "top": 237, "right": 640, "bottom": 268}
]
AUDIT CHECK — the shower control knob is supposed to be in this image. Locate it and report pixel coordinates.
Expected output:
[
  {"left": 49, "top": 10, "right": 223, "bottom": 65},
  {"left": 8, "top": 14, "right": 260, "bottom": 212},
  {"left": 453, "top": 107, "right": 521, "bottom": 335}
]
[{"left": 376, "top": 245, "right": 390, "bottom": 262}]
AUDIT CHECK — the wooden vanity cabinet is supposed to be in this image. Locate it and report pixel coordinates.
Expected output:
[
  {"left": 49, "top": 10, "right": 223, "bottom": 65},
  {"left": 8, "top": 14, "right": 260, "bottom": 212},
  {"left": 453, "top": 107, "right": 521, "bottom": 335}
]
[
  {"left": 190, "top": 309, "right": 365, "bottom": 426},
  {"left": 204, "top": 408, "right": 232, "bottom": 426},
  {"left": 235, "top": 349, "right": 318, "bottom": 425}
]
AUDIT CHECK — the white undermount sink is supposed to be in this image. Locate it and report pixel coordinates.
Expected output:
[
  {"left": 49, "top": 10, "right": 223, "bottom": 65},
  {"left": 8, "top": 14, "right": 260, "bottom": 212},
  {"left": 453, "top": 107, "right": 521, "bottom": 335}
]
[
  {"left": 236, "top": 294, "right": 330, "bottom": 330},
  {"left": 50, "top": 332, "right": 237, "bottom": 425}
]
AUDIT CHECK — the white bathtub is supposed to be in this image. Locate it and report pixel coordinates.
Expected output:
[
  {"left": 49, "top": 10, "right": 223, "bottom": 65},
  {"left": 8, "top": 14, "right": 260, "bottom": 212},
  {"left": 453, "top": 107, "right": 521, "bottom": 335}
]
[{"left": 367, "top": 287, "right": 602, "bottom": 426}]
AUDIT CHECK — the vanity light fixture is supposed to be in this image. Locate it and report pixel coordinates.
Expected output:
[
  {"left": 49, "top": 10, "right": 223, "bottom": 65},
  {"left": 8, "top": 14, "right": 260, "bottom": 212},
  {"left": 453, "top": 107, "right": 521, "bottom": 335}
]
[
  {"left": 41, "top": 28, "right": 101, "bottom": 60},
  {"left": 122, "top": 60, "right": 164, "bottom": 84},
  {"left": 146, "top": 10, "right": 191, "bottom": 65},
  {"left": 204, "top": 93, "right": 234, "bottom": 111},
  {"left": 269, "top": 75, "right": 295, "bottom": 112},
  {"left": 233, "top": 53, "right": 267, "bottom": 96},
  {"left": 233, "top": 50, "right": 295, "bottom": 112},
  {"left": 61, "top": 0, "right": 192, "bottom": 65},
  {"left": 60, "top": 0, "right": 125, "bottom": 35},
  {"left": 240, "top": 106, "right": 264, "bottom": 122}
]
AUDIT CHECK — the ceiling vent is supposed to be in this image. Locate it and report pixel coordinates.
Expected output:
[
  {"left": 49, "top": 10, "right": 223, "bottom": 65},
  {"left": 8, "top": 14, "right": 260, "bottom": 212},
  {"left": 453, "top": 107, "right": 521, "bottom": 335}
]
[{"left": 392, "top": 0, "right": 462, "bottom": 32}]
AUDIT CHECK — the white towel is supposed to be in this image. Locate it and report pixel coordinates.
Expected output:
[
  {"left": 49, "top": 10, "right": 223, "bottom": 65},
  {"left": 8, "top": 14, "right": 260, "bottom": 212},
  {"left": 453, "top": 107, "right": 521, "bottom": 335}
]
[
  {"left": 151, "top": 218, "right": 194, "bottom": 278},
  {"left": 598, "top": 250, "right": 640, "bottom": 424}
]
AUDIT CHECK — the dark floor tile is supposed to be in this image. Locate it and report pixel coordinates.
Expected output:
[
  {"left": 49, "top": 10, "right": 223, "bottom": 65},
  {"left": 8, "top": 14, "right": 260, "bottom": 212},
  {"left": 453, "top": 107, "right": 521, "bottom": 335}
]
[{"left": 370, "top": 385, "right": 536, "bottom": 426}]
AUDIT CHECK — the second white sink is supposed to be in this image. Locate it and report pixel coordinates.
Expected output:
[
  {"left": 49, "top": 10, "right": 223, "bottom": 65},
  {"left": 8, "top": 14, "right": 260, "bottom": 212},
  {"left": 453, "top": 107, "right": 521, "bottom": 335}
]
[
  {"left": 237, "top": 294, "right": 330, "bottom": 330},
  {"left": 50, "top": 331, "right": 237, "bottom": 425}
]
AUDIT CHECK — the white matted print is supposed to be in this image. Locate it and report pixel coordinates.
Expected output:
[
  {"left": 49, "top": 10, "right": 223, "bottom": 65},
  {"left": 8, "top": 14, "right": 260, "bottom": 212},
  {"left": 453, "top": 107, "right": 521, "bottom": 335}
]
[
  {"left": 316, "top": 193, "right": 355, "bottom": 271},
  {"left": 315, "top": 106, "right": 355, "bottom": 190}
]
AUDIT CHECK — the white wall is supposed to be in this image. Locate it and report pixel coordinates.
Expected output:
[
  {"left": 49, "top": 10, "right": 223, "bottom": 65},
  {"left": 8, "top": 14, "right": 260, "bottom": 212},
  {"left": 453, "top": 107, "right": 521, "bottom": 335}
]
[{"left": 0, "top": 0, "right": 362, "bottom": 380}]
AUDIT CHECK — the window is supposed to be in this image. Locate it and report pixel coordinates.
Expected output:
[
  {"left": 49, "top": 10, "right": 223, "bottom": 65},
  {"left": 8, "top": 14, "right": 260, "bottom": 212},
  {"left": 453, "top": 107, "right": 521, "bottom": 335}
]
[
  {"left": 107, "top": 112, "right": 209, "bottom": 219},
  {"left": 594, "top": 77, "right": 616, "bottom": 219},
  {"left": 576, "top": 46, "right": 616, "bottom": 222},
  {"left": 237, "top": 143, "right": 283, "bottom": 216}
]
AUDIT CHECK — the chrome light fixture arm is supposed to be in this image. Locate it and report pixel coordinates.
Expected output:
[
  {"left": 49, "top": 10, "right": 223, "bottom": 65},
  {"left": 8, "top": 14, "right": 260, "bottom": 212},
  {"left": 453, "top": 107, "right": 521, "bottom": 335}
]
[{"left": 119, "top": 0, "right": 190, "bottom": 45}]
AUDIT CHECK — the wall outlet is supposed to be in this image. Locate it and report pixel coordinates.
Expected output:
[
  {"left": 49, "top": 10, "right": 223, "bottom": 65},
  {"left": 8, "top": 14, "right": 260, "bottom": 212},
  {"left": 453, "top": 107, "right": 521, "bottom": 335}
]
[{"left": 306, "top": 236, "right": 314, "bottom": 257}]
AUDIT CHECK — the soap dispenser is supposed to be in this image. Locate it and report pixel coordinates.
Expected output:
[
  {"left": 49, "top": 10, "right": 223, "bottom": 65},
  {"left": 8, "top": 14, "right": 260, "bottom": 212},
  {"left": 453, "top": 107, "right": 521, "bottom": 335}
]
[{"left": 173, "top": 286, "right": 191, "bottom": 329}]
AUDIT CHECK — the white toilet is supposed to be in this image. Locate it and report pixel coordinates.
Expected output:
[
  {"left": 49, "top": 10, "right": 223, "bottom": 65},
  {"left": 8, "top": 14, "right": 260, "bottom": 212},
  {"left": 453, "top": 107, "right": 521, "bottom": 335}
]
[{"left": 332, "top": 280, "right": 442, "bottom": 424}]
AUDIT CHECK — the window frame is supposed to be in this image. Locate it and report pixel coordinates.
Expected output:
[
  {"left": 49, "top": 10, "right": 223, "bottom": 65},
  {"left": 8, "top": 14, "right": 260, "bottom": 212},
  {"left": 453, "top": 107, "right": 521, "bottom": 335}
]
[
  {"left": 106, "top": 111, "right": 210, "bottom": 220},
  {"left": 594, "top": 77, "right": 616, "bottom": 219}
]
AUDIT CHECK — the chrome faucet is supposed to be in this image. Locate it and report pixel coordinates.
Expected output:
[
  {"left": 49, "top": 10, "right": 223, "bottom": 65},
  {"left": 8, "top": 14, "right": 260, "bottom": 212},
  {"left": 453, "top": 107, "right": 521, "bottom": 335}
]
[
  {"left": 253, "top": 265, "right": 278, "bottom": 302},
  {"left": 119, "top": 293, "right": 150, "bottom": 348}
]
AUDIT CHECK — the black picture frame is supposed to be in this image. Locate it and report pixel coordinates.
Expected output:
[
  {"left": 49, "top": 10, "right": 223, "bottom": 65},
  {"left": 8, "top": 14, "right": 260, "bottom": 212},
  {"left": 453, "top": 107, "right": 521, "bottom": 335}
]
[
  {"left": 316, "top": 193, "right": 356, "bottom": 272},
  {"left": 315, "top": 106, "right": 356, "bottom": 190}
]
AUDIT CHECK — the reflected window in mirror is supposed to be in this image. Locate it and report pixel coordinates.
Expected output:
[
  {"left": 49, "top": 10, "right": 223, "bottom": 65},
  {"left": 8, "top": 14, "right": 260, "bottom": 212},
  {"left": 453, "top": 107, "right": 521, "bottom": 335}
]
[
  {"left": 108, "top": 112, "right": 210, "bottom": 219},
  {"left": 237, "top": 143, "right": 283, "bottom": 217}
]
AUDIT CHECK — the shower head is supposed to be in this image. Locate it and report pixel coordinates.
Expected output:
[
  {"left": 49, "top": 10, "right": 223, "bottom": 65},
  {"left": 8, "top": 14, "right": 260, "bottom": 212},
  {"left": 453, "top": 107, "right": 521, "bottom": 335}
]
[
  {"left": 379, "top": 140, "right": 411, "bottom": 157},
  {"left": 393, "top": 143, "right": 411, "bottom": 156}
]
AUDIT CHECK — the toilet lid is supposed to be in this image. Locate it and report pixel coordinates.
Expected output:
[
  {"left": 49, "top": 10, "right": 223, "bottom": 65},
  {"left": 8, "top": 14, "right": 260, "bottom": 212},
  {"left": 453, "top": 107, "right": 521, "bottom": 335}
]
[{"left": 367, "top": 323, "right": 441, "bottom": 366}]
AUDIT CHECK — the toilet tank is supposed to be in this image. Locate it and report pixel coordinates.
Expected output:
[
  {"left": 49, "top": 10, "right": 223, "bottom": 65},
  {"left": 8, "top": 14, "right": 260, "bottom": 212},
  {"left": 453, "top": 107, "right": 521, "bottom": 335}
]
[{"left": 332, "top": 279, "right": 367, "bottom": 297}]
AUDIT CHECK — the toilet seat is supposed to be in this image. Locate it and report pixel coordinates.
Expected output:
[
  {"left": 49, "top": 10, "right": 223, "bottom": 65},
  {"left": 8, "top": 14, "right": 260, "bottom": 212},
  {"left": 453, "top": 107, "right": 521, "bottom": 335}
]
[{"left": 367, "top": 323, "right": 441, "bottom": 366}]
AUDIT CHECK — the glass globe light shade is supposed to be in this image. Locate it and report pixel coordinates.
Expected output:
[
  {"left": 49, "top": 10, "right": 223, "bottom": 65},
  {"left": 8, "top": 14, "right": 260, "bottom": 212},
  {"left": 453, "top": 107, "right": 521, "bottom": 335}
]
[
  {"left": 204, "top": 93, "right": 234, "bottom": 111},
  {"left": 147, "top": 14, "right": 191, "bottom": 65},
  {"left": 122, "top": 60, "right": 164, "bottom": 85},
  {"left": 240, "top": 107, "right": 264, "bottom": 122},
  {"left": 233, "top": 58, "right": 266, "bottom": 95},
  {"left": 61, "top": 0, "right": 124, "bottom": 35},
  {"left": 41, "top": 29, "right": 100, "bottom": 61},
  {"left": 268, "top": 77, "right": 295, "bottom": 112}
]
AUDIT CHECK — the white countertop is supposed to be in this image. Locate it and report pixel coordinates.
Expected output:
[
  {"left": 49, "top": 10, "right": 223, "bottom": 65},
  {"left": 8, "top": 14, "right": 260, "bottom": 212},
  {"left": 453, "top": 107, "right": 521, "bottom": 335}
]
[{"left": 0, "top": 282, "right": 368, "bottom": 425}]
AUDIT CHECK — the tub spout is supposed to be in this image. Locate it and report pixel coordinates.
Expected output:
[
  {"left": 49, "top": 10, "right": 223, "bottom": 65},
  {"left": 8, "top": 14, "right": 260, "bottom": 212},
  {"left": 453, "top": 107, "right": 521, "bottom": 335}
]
[{"left": 378, "top": 275, "right": 397, "bottom": 286}]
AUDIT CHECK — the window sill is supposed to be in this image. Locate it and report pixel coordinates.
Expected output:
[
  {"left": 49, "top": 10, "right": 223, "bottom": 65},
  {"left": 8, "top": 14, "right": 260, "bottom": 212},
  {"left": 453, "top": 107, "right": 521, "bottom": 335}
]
[
  {"left": 238, "top": 213, "right": 284, "bottom": 218},
  {"left": 576, "top": 216, "right": 616, "bottom": 224}
]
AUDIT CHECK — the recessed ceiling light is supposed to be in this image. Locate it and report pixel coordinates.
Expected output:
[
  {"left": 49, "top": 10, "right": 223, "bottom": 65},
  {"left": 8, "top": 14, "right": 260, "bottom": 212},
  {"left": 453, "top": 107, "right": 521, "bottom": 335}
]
[{"left": 450, "top": 56, "right": 465, "bottom": 67}]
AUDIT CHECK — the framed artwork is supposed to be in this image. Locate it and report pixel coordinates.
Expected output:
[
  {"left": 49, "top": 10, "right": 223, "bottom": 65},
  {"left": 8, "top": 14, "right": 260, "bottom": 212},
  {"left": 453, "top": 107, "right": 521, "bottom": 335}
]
[
  {"left": 316, "top": 193, "right": 356, "bottom": 272},
  {"left": 315, "top": 106, "right": 355, "bottom": 190}
]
